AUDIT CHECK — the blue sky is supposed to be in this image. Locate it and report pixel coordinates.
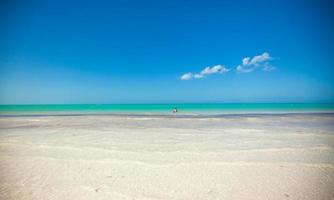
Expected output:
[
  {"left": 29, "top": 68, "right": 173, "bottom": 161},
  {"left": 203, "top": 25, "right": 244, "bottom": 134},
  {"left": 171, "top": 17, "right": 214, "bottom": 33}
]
[{"left": 1, "top": 0, "right": 333, "bottom": 104}]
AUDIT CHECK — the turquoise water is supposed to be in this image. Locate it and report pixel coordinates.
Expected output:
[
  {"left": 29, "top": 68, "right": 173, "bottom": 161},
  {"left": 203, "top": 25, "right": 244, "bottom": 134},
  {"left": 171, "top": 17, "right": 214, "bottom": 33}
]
[{"left": 0, "top": 103, "right": 334, "bottom": 116}]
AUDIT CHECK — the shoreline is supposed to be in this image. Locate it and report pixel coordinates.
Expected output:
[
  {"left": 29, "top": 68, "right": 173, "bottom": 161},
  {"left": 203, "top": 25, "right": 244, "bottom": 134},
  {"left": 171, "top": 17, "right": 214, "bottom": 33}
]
[{"left": 1, "top": 111, "right": 334, "bottom": 118}]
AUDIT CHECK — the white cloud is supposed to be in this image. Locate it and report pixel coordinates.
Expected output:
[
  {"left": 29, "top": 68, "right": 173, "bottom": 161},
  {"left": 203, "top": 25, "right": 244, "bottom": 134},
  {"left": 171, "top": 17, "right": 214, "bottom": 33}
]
[
  {"left": 250, "top": 52, "right": 271, "bottom": 65},
  {"left": 180, "top": 72, "right": 193, "bottom": 80},
  {"left": 180, "top": 52, "right": 276, "bottom": 80},
  {"left": 236, "top": 52, "right": 274, "bottom": 73},
  {"left": 194, "top": 74, "right": 204, "bottom": 79},
  {"left": 236, "top": 65, "right": 254, "bottom": 73},
  {"left": 200, "top": 65, "right": 229, "bottom": 75},
  {"left": 180, "top": 65, "right": 229, "bottom": 80},
  {"left": 242, "top": 57, "right": 250, "bottom": 65}
]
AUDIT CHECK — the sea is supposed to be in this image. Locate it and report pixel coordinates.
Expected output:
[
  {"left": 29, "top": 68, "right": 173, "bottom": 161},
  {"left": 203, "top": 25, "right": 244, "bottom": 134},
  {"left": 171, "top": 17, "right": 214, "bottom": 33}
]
[{"left": 0, "top": 103, "right": 334, "bottom": 116}]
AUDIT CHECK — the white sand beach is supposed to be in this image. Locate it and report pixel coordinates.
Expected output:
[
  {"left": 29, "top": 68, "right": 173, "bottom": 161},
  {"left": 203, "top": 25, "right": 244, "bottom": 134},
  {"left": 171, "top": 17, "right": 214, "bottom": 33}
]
[{"left": 0, "top": 114, "right": 334, "bottom": 200}]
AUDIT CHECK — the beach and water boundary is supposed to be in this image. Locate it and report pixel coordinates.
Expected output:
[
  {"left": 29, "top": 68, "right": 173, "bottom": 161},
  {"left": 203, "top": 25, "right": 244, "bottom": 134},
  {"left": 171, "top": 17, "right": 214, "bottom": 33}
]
[
  {"left": 1, "top": 104, "right": 334, "bottom": 199},
  {"left": 1, "top": 103, "right": 334, "bottom": 116}
]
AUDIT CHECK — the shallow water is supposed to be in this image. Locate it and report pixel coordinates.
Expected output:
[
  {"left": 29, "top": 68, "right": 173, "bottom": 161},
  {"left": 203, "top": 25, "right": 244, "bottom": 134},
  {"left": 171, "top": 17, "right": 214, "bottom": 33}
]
[{"left": 1, "top": 103, "right": 334, "bottom": 116}]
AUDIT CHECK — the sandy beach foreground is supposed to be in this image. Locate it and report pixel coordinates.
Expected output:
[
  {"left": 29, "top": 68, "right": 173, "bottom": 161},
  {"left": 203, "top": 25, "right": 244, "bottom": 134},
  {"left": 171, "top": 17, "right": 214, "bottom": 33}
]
[{"left": 0, "top": 114, "right": 334, "bottom": 200}]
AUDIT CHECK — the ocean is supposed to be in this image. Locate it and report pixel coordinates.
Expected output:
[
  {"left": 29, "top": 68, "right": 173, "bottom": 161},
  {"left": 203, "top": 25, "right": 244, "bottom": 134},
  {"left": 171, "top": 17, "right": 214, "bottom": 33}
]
[{"left": 0, "top": 103, "right": 334, "bottom": 116}]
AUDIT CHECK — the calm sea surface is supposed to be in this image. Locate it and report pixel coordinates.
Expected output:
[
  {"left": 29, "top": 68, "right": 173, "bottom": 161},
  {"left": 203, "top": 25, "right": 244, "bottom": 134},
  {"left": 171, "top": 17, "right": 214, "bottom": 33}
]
[{"left": 0, "top": 103, "right": 334, "bottom": 116}]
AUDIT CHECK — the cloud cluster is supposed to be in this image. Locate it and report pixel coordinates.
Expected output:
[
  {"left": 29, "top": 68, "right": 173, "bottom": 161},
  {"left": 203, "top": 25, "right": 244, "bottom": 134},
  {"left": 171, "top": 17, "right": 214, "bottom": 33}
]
[
  {"left": 236, "top": 52, "right": 275, "bottom": 73},
  {"left": 180, "top": 52, "right": 275, "bottom": 80},
  {"left": 180, "top": 65, "right": 229, "bottom": 80}
]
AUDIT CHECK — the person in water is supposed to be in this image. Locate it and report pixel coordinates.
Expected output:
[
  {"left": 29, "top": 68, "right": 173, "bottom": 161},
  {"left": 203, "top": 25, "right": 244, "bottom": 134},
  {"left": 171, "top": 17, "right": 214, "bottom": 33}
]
[{"left": 172, "top": 108, "right": 178, "bottom": 113}]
